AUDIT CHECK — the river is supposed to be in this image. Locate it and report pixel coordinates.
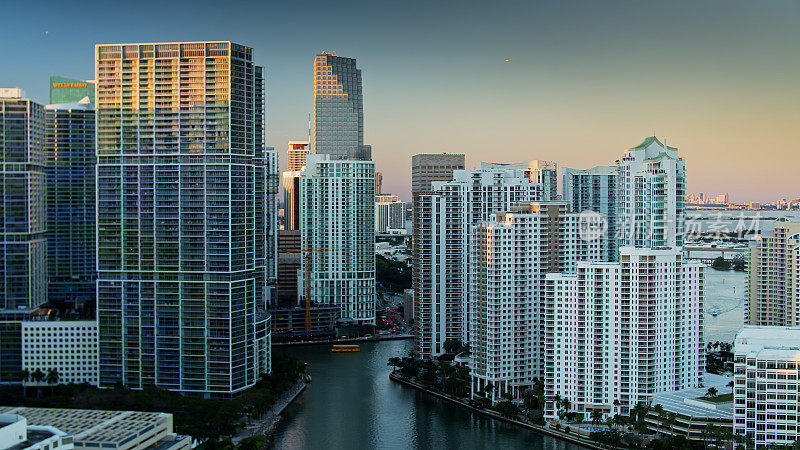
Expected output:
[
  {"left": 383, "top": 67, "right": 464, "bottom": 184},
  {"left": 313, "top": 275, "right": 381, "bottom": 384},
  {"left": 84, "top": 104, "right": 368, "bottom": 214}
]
[{"left": 270, "top": 340, "right": 580, "bottom": 450}]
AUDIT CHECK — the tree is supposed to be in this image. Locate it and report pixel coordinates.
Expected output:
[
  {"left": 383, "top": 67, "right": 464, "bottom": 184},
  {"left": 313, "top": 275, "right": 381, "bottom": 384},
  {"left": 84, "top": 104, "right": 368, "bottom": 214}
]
[
  {"left": 31, "top": 368, "right": 45, "bottom": 383},
  {"left": 443, "top": 340, "right": 462, "bottom": 355},
  {"left": 494, "top": 400, "right": 520, "bottom": 419},
  {"left": 591, "top": 409, "right": 603, "bottom": 426},
  {"left": 45, "top": 368, "right": 60, "bottom": 385},
  {"left": 705, "top": 387, "right": 718, "bottom": 398}
]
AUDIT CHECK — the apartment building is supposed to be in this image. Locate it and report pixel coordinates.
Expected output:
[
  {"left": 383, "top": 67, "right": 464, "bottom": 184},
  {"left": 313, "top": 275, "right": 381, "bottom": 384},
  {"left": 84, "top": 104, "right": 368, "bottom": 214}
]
[
  {"left": 375, "top": 194, "right": 405, "bottom": 233},
  {"left": 562, "top": 165, "right": 619, "bottom": 261},
  {"left": 478, "top": 160, "right": 558, "bottom": 201},
  {"left": 469, "top": 201, "right": 600, "bottom": 400},
  {"left": 544, "top": 247, "right": 704, "bottom": 419},
  {"left": 746, "top": 220, "right": 800, "bottom": 326}
]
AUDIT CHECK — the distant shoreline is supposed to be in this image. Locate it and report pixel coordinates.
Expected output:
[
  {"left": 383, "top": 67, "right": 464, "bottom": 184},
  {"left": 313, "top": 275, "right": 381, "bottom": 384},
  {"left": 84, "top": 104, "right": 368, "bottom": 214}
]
[{"left": 273, "top": 334, "right": 413, "bottom": 347}]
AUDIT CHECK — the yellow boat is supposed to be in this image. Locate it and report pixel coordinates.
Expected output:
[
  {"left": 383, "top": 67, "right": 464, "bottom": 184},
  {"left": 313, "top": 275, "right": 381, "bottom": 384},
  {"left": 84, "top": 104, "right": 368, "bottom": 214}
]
[{"left": 331, "top": 344, "right": 360, "bottom": 352}]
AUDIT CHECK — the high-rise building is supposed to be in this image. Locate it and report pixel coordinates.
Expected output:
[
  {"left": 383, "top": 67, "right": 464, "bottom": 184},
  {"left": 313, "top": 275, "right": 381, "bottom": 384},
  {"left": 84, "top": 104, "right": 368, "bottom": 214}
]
[
  {"left": 95, "top": 41, "right": 270, "bottom": 395},
  {"left": 0, "top": 88, "right": 47, "bottom": 310},
  {"left": 478, "top": 160, "right": 558, "bottom": 201},
  {"left": 733, "top": 326, "right": 800, "bottom": 449},
  {"left": 49, "top": 76, "right": 95, "bottom": 104},
  {"left": 312, "top": 53, "right": 363, "bottom": 159},
  {"left": 276, "top": 230, "right": 301, "bottom": 307},
  {"left": 562, "top": 165, "right": 619, "bottom": 261},
  {"left": 282, "top": 170, "right": 303, "bottom": 231},
  {"left": 746, "top": 220, "right": 800, "bottom": 326},
  {"left": 45, "top": 102, "right": 96, "bottom": 308},
  {"left": 469, "top": 201, "right": 600, "bottom": 400},
  {"left": 414, "top": 169, "right": 543, "bottom": 358},
  {"left": 375, "top": 171, "right": 383, "bottom": 195},
  {"left": 286, "top": 141, "right": 309, "bottom": 172},
  {"left": 300, "top": 153, "right": 375, "bottom": 325},
  {"left": 544, "top": 247, "right": 704, "bottom": 419},
  {"left": 265, "top": 147, "right": 278, "bottom": 285},
  {"left": 375, "top": 194, "right": 405, "bottom": 233},
  {"left": 617, "top": 137, "right": 685, "bottom": 248},
  {"left": 411, "top": 153, "right": 465, "bottom": 193}
]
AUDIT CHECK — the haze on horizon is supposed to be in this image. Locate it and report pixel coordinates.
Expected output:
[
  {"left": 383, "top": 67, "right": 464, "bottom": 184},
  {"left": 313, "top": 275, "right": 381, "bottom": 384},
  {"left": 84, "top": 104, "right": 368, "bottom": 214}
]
[{"left": 1, "top": 0, "right": 797, "bottom": 203}]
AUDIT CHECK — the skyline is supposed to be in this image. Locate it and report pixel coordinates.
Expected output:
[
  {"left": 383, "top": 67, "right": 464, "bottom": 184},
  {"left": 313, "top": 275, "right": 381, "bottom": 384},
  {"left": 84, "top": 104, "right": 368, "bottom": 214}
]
[{"left": 2, "top": 0, "right": 798, "bottom": 202}]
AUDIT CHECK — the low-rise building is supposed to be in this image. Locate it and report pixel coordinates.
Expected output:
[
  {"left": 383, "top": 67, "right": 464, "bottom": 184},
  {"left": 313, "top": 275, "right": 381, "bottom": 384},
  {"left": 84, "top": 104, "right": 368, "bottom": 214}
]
[
  {"left": 0, "top": 408, "right": 190, "bottom": 450},
  {"left": 269, "top": 306, "right": 340, "bottom": 341},
  {"left": 21, "top": 321, "right": 98, "bottom": 385},
  {"left": 0, "top": 413, "right": 72, "bottom": 450},
  {"left": 646, "top": 374, "right": 733, "bottom": 441}
]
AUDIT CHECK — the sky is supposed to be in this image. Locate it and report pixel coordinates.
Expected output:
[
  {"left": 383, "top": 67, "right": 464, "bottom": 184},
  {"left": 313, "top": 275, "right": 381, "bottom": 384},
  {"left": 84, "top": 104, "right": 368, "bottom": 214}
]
[{"left": 1, "top": 0, "right": 798, "bottom": 202}]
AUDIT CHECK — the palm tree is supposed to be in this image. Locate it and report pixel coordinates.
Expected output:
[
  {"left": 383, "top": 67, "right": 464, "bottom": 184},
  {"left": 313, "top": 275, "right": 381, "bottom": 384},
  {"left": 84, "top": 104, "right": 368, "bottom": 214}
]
[
  {"left": 19, "top": 369, "right": 30, "bottom": 383},
  {"left": 31, "top": 368, "right": 45, "bottom": 398},
  {"left": 591, "top": 409, "right": 603, "bottom": 426},
  {"left": 45, "top": 368, "right": 60, "bottom": 385},
  {"left": 705, "top": 387, "right": 718, "bottom": 398}
]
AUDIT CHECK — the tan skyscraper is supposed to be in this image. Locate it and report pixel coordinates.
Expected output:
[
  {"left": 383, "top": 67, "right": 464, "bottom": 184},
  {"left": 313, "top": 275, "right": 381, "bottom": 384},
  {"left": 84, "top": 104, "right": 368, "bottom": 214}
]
[
  {"left": 283, "top": 141, "right": 309, "bottom": 231},
  {"left": 286, "top": 141, "right": 309, "bottom": 172},
  {"left": 747, "top": 220, "right": 800, "bottom": 326}
]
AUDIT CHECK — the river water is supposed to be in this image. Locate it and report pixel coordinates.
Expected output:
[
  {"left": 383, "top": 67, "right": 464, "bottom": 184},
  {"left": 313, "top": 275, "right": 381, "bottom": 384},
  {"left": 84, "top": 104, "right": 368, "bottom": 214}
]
[{"left": 270, "top": 340, "right": 580, "bottom": 450}]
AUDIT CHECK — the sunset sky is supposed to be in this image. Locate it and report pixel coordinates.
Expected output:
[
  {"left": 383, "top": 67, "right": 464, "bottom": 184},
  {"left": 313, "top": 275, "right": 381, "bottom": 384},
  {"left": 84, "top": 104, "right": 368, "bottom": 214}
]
[{"left": 2, "top": 0, "right": 798, "bottom": 202}]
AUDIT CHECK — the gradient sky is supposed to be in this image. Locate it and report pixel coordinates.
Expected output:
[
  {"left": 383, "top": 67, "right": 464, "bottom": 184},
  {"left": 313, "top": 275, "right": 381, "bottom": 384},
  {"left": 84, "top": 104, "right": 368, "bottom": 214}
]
[{"left": 2, "top": 0, "right": 798, "bottom": 202}]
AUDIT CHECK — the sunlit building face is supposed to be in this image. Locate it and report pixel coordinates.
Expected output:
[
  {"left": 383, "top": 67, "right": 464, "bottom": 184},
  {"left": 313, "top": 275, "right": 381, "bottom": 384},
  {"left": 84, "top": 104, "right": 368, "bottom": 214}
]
[{"left": 312, "top": 53, "right": 363, "bottom": 159}]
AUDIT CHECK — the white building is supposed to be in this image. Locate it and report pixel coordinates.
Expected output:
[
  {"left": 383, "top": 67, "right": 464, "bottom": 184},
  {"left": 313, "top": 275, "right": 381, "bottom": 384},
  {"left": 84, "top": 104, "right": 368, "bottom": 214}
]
[
  {"left": 617, "top": 137, "right": 686, "bottom": 248},
  {"left": 746, "top": 220, "right": 800, "bottom": 326},
  {"left": 21, "top": 321, "right": 98, "bottom": 385},
  {"left": 375, "top": 194, "right": 406, "bottom": 233},
  {"left": 562, "top": 165, "right": 619, "bottom": 261},
  {"left": 544, "top": 247, "right": 704, "bottom": 419},
  {"left": 469, "top": 202, "right": 600, "bottom": 400},
  {"left": 733, "top": 326, "right": 800, "bottom": 449},
  {"left": 414, "top": 169, "right": 543, "bottom": 358},
  {"left": 0, "top": 413, "right": 72, "bottom": 450},
  {"left": 478, "top": 160, "right": 558, "bottom": 201},
  {"left": 300, "top": 153, "right": 376, "bottom": 325}
]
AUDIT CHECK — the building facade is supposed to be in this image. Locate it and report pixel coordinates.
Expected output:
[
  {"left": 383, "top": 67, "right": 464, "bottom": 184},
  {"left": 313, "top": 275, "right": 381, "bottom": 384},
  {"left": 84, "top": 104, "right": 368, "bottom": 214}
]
[
  {"left": 478, "top": 160, "right": 558, "bottom": 201},
  {"left": 49, "top": 76, "right": 95, "bottom": 104},
  {"left": 276, "top": 230, "right": 301, "bottom": 307},
  {"left": 45, "top": 102, "right": 96, "bottom": 308},
  {"left": 300, "top": 154, "right": 375, "bottom": 325},
  {"left": 544, "top": 247, "right": 704, "bottom": 419},
  {"left": 733, "top": 326, "right": 800, "bottom": 449},
  {"left": 414, "top": 169, "right": 543, "bottom": 358},
  {"left": 21, "top": 320, "right": 98, "bottom": 385},
  {"left": 746, "top": 220, "right": 800, "bottom": 326},
  {"left": 286, "top": 141, "right": 309, "bottom": 172},
  {"left": 470, "top": 202, "right": 600, "bottom": 400},
  {"left": 617, "top": 136, "right": 686, "bottom": 248},
  {"left": 410, "top": 153, "right": 465, "bottom": 193},
  {"left": 312, "top": 53, "right": 363, "bottom": 159},
  {"left": 375, "top": 194, "right": 405, "bottom": 233},
  {"left": 95, "top": 41, "right": 270, "bottom": 396},
  {"left": 562, "top": 165, "right": 619, "bottom": 261},
  {"left": 0, "top": 88, "right": 47, "bottom": 310}
]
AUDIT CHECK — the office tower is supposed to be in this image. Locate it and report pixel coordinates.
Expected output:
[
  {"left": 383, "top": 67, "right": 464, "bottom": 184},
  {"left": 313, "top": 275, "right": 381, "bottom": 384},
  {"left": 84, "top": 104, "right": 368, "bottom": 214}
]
[
  {"left": 276, "top": 230, "right": 301, "bottom": 306},
  {"left": 375, "top": 171, "right": 383, "bottom": 195},
  {"left": 375, "top": 194, "right": 405, "bottom": 233},
  {"left": 0, "top": 88, "right": 47, "bottom": 310},
  {"left": 617, "top": 136, "right": 686, "bottom": 248},
  {"left": 45, "top": 102, "right": 96, "bottom": 309},
  {"left": 411, "top": 153, "right": 465, "bottom": 193},
  {"left": 414, "top": 169, "right": 543, "bottom": 358},
  {"left": 312, "top": 53, "right": 363, "bottom": 158},
  {"left": 265, "top": 147, "right": 278, "bottom": 284},
  {"left": 49, "top": 76, "right": 95, "bottom": 104},
  {"left": 286, "top": 141, "right": 309, "bottom": 172},
  {"left": 544, "top": 247, "right": 704, "bottom": 419},
  {"left": 733, "top": 326, "right": 800, "bottom": 448},
  {"left": 478, "top": 160, "right": 558, "bottom": 201},
  {"left": 95, "top": 42, "right": 270, "bottom": 395},
  {"left": 300, "top": 153, "right": 375, "bottom": 324},
  {"left": 746, "top": 220, "right": 800, "bottom": 326},
  {"left": 562, "top": 165, "right": 619, "bottom": 261},
  {"left": 470, "top": 202, "right": 600, "bottom": 400},
  {"left": 282, "top": 171, "right": 302, "bottom": 231}
]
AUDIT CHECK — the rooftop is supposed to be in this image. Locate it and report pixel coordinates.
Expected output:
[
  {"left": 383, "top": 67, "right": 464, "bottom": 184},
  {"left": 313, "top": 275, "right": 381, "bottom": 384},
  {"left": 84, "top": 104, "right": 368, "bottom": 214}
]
[
  {"left": 650, "top": 373, "right": 733, "bottom": 420},
  {"left": 735, "top": 326, "right": 800, "bottom": 356}
]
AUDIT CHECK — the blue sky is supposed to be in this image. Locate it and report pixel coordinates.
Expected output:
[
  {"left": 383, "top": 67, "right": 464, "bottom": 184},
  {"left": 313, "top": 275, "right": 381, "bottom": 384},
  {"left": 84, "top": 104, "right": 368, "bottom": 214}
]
[{"left": 2, "top": 0, "right": 798, "bottom": 201}]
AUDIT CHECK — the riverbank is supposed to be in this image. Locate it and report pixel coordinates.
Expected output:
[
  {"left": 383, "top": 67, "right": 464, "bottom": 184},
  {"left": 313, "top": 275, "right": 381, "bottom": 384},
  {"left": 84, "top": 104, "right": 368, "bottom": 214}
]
[
  {"left": 389, "top": 371, "right": 609, "bottom": 450},
  {"left": 232, "top": 378, "right": 308, "bottom": 445},
  {"left": 273, "top": 333, "right": 413, "bottom": 347}
]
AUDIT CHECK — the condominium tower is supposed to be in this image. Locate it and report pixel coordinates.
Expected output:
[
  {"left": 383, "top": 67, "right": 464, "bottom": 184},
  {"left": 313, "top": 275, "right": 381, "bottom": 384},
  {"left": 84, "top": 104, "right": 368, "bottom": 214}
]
[
  {"left": 478, "top": 160, "right": 558, "bottom": 201},
  {"left": 470, "top": 201, "right": 600, "bottom": 400},
  {"left": 617, "top": 136, "right": 685, "bottom": 248},
  {"left": 45, "top": 102, "right": 96, "bottom": 307},
  {"left": 312, "top": 53, "right": 363, "bottom": 159},
  {"left": 746, "top": 220, "right": 800, "bottom": 326},
  {"left": 375, "top": 194, "right": 405, "bottom": 233},
  {"left": 95, "top": 42, "right": 271, "bottom": 395},
  {"left": 544, "top": 247, "right": 704, "bottom": 419},
  {"left": 300, "top": 153, "right": 376, "bottom": 325},
  {"left": 410, "top": 153, "right": 465, "bottom": 193},
  {"left": 562, "top": 165, "right": 619, "bottom": 261},
  {"left": 414, "top": 169, "right": 543, "bottom": 358},
  {"left": 0, "top": 88, "right": 47, "bottom": 310},
  {"left": 286, "top": 141, "right": 309, "bottom": 172}
]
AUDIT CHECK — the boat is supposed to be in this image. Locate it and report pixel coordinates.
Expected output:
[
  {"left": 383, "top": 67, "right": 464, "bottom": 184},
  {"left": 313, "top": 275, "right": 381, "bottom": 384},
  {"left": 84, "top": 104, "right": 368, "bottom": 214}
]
[{"left": 331, "top": 344, "right": 360, "bottom": 352}]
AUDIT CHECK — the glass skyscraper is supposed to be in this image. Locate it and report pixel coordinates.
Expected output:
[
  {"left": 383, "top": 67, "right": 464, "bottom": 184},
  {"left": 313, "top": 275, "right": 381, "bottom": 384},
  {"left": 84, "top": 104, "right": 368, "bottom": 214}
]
[
  {"left": 312, "top": 53, "right": 363, "bottom": 159},
  {"left": 0, "top": 88, "right": 47, "bottom": 310},
  {"left": 45, "top": 102, "right": 96, "bottom": 310},
  {"left": 95, "top": 42, "right": 271, "bottom": 396}
]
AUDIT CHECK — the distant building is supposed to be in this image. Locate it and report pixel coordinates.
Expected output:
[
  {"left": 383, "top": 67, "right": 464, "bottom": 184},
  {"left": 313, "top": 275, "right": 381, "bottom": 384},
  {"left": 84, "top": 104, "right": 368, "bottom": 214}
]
[
  {"left": 478, "top": 160, "right": 558, "bottom": 201},
  {"left": 269, "top": 305, "right": 339, "bottom": 340},
  {"left": 276, "top": 230, "right": 301, "bottom": 307},
  {"left": 0, "top": 413, "right": 72, "bottom": 450},
  {"left": 375, "top": 171, "right": 383, "bottom": 195},
  {"left": 617, "top": 136, "right": 685, "bottom": 248},
  {"left": 312, "top": 53, "right": 363, "bottom": 159},
  {"left": 411, "top": 153, "right": 465, "bottom": 193},
  {"left": 375, "top": 194, "right": 405, "bottom": 233},
  {"left": 286, "top": 141, "right": 310, "bottom": 172},
  {"left": 45, "top": 102, "right": 96, "bottom": 308},
  {"left": 733, "top": 326, "right": 800, "bottom": 448},
  {"left": 0, "top": 88, "right": 47, "bottom": 310},
  {"left": 746, "top": 220, "right": 800, "bottom": 326},
  {"left": 545, "top": 247, "right": 704, "bottom": 419},
  {"left": 21, "top": 321, "right": 98, "bottom": 385},
  {"left": 0, "top": 407, "right": 190, "bottom": 450},
  {"left": 562, "top": 165, "right": 619, "bottom": 261},
  {"left": 49, "top": 76, "right": 95, "bottom": 104}
]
